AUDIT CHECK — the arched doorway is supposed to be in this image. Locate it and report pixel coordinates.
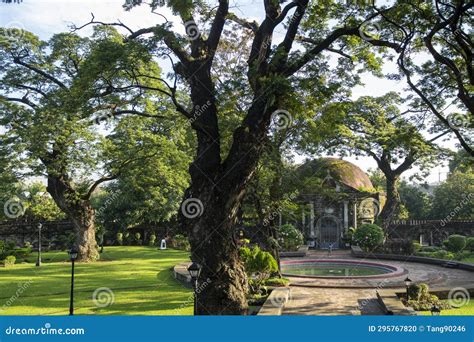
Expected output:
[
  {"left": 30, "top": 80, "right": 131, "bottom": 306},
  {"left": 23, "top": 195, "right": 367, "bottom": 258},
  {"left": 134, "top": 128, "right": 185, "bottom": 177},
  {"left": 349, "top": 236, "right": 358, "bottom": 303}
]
[{"left": 318, "top": 215, "right": 340, "bottom": 249}]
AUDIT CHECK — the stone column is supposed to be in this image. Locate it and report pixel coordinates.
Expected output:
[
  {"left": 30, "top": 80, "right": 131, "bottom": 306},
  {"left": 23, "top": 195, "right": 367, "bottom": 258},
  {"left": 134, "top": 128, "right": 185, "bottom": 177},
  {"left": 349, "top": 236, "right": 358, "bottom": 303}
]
[
  {"left": 343, "top": 201, "right": 349, "bottom": 231},
  {"left": 309, "top": 202, "right": 315, "bottom": 237},
  {"left": 353, "top": 201, "right": 358, "bottom": 229}
]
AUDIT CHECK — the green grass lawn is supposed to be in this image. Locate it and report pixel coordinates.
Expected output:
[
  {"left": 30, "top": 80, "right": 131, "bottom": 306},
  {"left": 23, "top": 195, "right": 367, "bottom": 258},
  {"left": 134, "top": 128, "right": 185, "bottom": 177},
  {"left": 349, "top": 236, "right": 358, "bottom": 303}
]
[
  {"left": 0, "top": 246, "right": 193, "bottom": 315},
  {"left": 419, "top": 301, "right": 474, "bottom": 316}
]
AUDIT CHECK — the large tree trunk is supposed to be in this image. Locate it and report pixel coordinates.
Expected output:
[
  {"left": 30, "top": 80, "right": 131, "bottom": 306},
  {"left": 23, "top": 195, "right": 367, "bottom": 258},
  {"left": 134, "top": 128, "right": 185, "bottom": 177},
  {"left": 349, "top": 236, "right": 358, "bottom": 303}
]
[
  {"left": 47, "top": 175, "right": 99, "bottom": 262},
  {"left": 181, "top": 70, "right": 278, "bottom": 313},
  {"left": 187, "top": 186, "right": 249, "bottom": 315},
  {"left": 379, "top": 174, "right": 401, "bottom": 229}
]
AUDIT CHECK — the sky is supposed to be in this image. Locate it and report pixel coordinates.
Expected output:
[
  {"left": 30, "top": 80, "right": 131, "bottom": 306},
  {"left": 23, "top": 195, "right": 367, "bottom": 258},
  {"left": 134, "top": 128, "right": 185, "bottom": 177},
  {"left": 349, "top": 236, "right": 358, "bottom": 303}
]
[{"left": 0, "top": 0, "right": 455, "bottom": 184}]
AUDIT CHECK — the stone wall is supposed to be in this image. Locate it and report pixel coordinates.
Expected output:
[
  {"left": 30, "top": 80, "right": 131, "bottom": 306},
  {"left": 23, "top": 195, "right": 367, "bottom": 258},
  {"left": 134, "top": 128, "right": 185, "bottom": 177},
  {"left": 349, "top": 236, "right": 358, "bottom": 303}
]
[
  {"left": 388, "top": 220, "right": 474, "bottom": 245},
  {"left": 0, "top": 220, "right": 73, "bottom": 248}
]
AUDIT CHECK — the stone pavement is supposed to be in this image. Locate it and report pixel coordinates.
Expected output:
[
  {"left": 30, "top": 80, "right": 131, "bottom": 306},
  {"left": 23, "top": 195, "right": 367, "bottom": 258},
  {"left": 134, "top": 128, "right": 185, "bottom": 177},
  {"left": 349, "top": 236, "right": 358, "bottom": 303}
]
[
  {"left": 283, "top": 287, "right": 384, "bottom": 315},
  {"left": 282, "top": 250, "right": 474, "bottom": 315}
]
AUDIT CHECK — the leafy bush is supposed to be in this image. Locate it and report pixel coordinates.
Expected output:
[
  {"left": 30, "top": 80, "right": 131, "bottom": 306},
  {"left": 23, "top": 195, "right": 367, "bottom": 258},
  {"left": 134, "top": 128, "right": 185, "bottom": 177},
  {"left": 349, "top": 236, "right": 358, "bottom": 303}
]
[
  {"left": 240, "top": 246, "right": 278, "bottom": 293},
  {"left": 406, "top": 283, "right": 451, "bottom": 311},
  {"left": 454, "top": 250, "right": 471, "bottom": 260},
  {"left": 2, "top": 255, "right": 16, "bottom": 267},
  {"left": 263, "top": 277, "right": 289, "bottom": 287},
  {"left": 353, "top": 224, "right": 384, "bottom": 251},
  {"left": 466, "top": 237, "right": 474, "bottom": 252},
  {"left": 0, "top": 240, "right": 17, "bottom": 259},
  {"left": 13, "top": 247, "right": 32, "bottom": 258},
  {"left": 408, "top": 299, "right": 451, "bottom": 311},
  {"left": 134, "top": 232, "right": 142, "bottom": 245},
  {"left": 149, "top": 234, "right": 156, "bottom": 246},
  {"left": 384, "top": 239, "right": 415, "bottom": 255},
  {"left": 412, "top": 241, "right": 422, "bottom": 252},
  {"left": 277, "top": 224, "right": 304, "bottom": 251},
  {"left": 171, "top": 234, "right": 191, "bottom": 251},
  {"left": 443, "top": 234, "right": 467, "bottom": 253},
  {"left": 116, "top": 233, "right": 123, "bottom": 246},
  {"left": 124, "top": 232, "right": 131, "bottom": 245},
  {"left": 419, "top": 246, "right": 440, "bottom": 253}
]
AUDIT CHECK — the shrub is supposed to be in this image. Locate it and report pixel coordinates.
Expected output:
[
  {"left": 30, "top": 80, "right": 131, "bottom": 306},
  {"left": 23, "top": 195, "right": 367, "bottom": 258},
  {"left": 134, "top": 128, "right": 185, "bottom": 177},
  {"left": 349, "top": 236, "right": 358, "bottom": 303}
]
[
  {"left": 408, "top": 299, "right": 451, "bottom": 311},
  {"left": 240, "top": 245, "right": 278, "bottom": 293},
  {"left": 134, "top": 232, "right": 142, "bottom": 245},
  {"left": 171, "top": 234, "right": 191, "bottom": 251},
  {"left": 384, "top": 239, "right": 415, "bottom": 255},
  {"left": 412, "top": 241, "right": 422, "bottom": 252},
  {"left": 116, "top": 233, "right": 123, "bottom": 246},
  {"left": 149, "top": 234, "right": 156, "bottom": 246},
  {"left": 277, "top": 224, "right": 304, "bottom": 251},
  {"left": 263, "top": 277, "right": 290, "bottom": 287},
  {"left": 353, "top": 224, "right": 384, "bottom": 251},
  {"left": 443, "top": 234, "right": 467, "bottom": 253},
  {"left": 406, "top": 283, "right": 451, "bottom": 310},
  {"left": 13, "top": 247, "right": 32, "bottom": 258},
  {"left": 2, "top": 255, "right": 16, "bottom": 267},
  {"left": 466, "top": 237, "right": 474, "bottom": 252},
  {"left": 454, "top": 250, "right": 471, "bottom": 261},
  {"left": 124, "top": 232, "right": 131, "bottom": 245},
  {"left": 419, "top": 246, "right": 440, "bottom": 253}
]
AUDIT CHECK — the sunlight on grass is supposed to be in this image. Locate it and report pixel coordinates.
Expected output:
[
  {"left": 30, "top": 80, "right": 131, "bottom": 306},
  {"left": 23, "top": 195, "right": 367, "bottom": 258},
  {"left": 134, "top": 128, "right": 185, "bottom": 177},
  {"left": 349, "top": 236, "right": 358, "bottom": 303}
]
[
  {"left": 0, "top": 246, "right": 192, "bottom": 315},
  {"left": 418, "top": 301, "right": 474, "bottom": 316}
]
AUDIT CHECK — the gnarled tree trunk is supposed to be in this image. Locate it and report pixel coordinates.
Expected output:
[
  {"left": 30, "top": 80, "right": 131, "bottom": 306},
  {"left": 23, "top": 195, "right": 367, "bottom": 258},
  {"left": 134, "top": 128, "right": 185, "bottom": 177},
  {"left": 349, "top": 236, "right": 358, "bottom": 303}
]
[
  {"left": 47, "top": 175, "right": 99, "bottom": 262},
  {"left": 379, "top": 174, "right": 401, "bottom": 229},
  {"left": 182, "top": 77, "right": 277, "bottom": 313}
]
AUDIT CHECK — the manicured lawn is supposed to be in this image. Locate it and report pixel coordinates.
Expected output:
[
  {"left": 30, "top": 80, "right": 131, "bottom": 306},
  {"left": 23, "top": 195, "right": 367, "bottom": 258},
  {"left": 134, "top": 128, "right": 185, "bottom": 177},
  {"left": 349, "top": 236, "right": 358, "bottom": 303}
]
[
  {"left": 0, "top": 246, "right": 192, "bottom": 315},
  {"left": 419, "top": 301, "right": 474, "bottom": 316}
]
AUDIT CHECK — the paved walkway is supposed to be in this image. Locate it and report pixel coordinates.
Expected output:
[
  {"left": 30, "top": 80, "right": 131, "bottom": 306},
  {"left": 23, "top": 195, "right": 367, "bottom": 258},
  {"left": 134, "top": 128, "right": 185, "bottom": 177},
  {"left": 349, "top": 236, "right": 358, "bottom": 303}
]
[
  {"left": 283, "top": 287, "right": 384, "bottom": 315},
  {"left": 282, "top": 250, "right": 474, "bottom": 315}
]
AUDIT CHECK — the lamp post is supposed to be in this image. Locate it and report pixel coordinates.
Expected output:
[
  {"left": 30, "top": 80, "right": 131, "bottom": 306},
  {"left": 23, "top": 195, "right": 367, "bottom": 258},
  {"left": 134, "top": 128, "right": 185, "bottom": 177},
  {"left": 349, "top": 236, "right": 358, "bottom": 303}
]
[
  {"left": 187, "top": 262, "right": 201, "bottom": 315},
  {"left": 430, "top": 305, "right": 441, "bottom": 316},
  {"left": 68, "top": 248, "right": 78, "bottom": 316},
  {"left": 35, "top": 223, "right": 42, "bottom": 267},
  {"left": 404, "top": 276, "right": 412, "bottom": 301}
]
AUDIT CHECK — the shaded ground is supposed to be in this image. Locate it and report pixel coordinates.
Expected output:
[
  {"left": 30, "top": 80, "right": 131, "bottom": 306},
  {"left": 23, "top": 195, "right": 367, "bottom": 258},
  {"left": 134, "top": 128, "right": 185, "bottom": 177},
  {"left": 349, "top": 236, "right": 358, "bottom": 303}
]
[{"left": 0, "top": 247, "right": 192, "bottom": 315}]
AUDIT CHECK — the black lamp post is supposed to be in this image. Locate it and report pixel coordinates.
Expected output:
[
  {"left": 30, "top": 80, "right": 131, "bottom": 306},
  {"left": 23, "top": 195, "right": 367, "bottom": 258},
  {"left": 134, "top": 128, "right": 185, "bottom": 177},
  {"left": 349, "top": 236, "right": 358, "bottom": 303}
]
[
  {"left": 35, "top": 223, "right": 42, "bottom": 267},
  {"left": 187, "top": 262, "right": 201, "bottom": 315},
  {"left": 68, "top": 248, "right": 78, "bottom": 316},
  {"left": 430, "top": 305, "right": 441, "bottom": 316},
  {"left": 404, "top": 276, "right": 412, "bottom": 301}
]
